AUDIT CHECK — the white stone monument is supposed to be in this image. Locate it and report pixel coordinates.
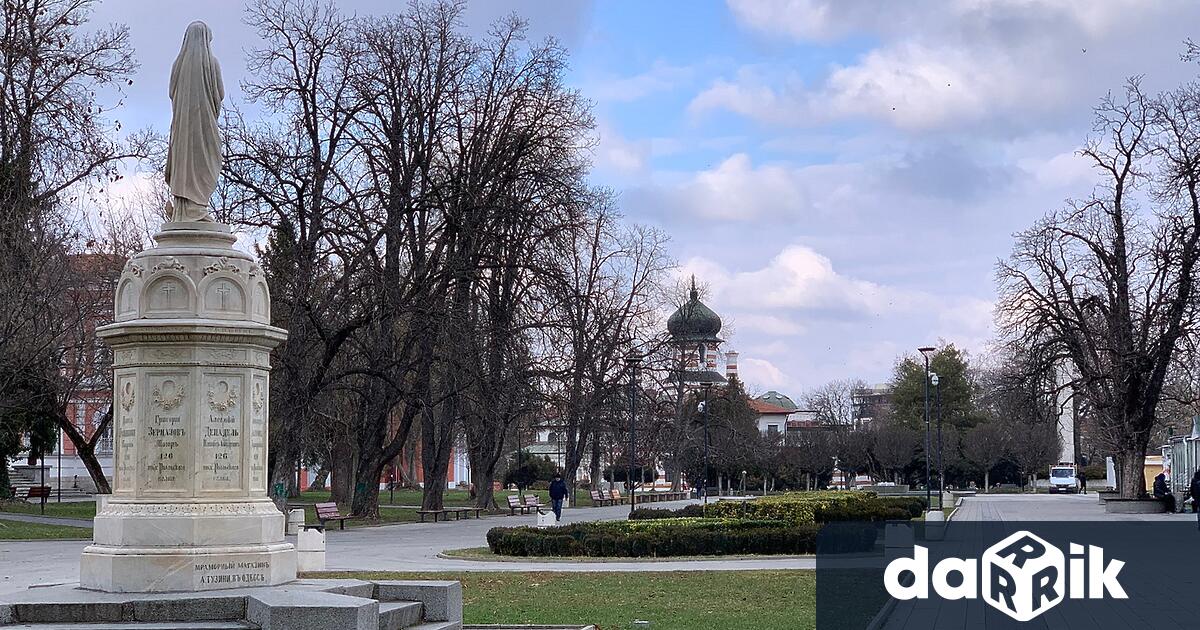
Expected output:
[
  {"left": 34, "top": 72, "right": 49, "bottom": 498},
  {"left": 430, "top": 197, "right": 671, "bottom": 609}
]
[{"left": 79, "top": 21, "right": 296, "bottom": 593}]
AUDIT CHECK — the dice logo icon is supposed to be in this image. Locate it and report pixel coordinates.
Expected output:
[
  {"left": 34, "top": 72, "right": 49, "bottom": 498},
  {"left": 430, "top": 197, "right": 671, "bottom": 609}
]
[{"left": 982, "top": 531, "right": 1064, "bottom": 621}]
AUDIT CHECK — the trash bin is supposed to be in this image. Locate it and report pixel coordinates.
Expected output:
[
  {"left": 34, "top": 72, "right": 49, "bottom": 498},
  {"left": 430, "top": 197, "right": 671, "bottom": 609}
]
[
  {"left": 286, "top": 508, "right": 305, "bottom": 536},
  {"left": 297, "top": 527, "right": 326, "bottom": 572}
]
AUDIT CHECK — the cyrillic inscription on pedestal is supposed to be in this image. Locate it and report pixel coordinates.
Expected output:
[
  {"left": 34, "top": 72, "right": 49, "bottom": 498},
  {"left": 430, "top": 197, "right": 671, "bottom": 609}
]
[
  {"left": 195, "top": 559, "right": 270, "bottom": 588},
  {"left": 144, "top": 374, "right": 189, "bottom": 493},
  {"left": 200, "top": 374, "right": 244, "bottom": 491},
  {"left": 116, "top": 375, "right": 137, "bottom": 492},
  {"left": 249, "top": 376, "right": 267, "bottom": 491}
]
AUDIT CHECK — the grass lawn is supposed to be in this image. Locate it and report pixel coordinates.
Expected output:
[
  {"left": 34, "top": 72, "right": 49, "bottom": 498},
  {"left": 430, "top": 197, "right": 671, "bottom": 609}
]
[
  {"left": 0, "top": 517, "right": 92, "bottom": 540},
  {"left": 0, "top": 501, "right": 96, "bottom": 520},
  {"left": 297, "top": 487, "right": 594, "bottom": 508},
  {"left": 311, "top": 570, "right": 816, "bottom": 630}
]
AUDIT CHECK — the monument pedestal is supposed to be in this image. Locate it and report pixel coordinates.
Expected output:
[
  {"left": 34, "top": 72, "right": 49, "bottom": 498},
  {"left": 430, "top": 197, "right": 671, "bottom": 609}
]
[{"left": 80, "top": 222, "right": 296, "bottom": 593}]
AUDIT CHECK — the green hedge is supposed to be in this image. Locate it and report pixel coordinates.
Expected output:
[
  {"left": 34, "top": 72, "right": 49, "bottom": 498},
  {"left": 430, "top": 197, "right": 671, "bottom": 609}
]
[
  {"left": 628, "top": 504, "right": 706, "bottom": 520},
  {"left": 706, "top": 492, "right": 926, "bottom": 524},
  {"left": 486, "top": 518, "right": 832, "bottom": 557}
]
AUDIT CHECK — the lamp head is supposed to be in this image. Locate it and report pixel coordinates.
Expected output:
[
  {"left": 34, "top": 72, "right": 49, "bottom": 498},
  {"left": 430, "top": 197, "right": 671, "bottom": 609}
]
[
  {"left": 930, "top": 372, "right": 939, "bottom": 386},
  {"left": 918, "top": 346, "right": 937, "bottom": 357}
]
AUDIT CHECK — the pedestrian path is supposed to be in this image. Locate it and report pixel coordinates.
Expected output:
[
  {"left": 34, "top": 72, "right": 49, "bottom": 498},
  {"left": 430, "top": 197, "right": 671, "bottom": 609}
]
[{"left": 0, "top": 512, "right": 92, "bottom": 528}]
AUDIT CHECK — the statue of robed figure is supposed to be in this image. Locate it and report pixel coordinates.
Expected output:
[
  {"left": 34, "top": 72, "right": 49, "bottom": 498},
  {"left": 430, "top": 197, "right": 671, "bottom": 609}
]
[{"left": 165, "top": 21, "right": 224, "bottom": 222}]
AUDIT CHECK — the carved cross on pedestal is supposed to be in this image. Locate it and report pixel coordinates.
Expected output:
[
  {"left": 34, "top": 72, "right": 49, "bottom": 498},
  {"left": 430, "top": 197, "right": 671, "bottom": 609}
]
[
  {"left": 215, "top": 284, "right": 230, "bottom": 310},
  {"left": 160, "top": 283, "right": 177, "bottom": 308}
]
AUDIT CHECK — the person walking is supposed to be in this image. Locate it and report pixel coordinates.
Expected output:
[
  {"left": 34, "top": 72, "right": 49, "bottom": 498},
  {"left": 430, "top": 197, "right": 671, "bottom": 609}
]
[
  {"left": 1190, "top": 470, "right": 1200, "bottom": 530},
  {"left": 1078, "top": 470, "right": 1087, "bottom": 494},
  {"left": 548, "top": 473, "right": 569, "bottom": 522}
]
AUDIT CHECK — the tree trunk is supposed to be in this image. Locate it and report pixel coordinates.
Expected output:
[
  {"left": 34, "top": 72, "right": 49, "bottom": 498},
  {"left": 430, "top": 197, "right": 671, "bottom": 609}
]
[
  {"left": 56, "top": 407, "right": 113, "bottom": 494},
  {"left": 589, "top": 438, "right": 601, "bottom": 490},
  {"left": 350, "top": 459, "right": 382, "bottom": 520},
  {"left": 307, "top": 466, "right": 329, "bottom": 492},
  {"left": 331, "top": 443, "right": 354, "bottom": 505},
  {"left": 984, "top": 470, "right": 990, "bottom": 493},
  {"left": 471, "top": 465, "right": 498, "bottom": 511},
  {"left": 75, "top": 443, "right": 112, "bottom": 494},
  {"left": 1119, "top": 450, "right": 1146, "bottom": 498}
]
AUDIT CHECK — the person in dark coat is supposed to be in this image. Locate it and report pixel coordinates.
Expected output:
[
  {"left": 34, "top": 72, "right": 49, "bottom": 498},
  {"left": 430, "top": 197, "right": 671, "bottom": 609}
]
[
  {"left": 1190, "top": 470, "right": 1200, "bottom": 530},
  {"left": 548, "top": 473, "right": 569, "bottom": 522},
  {"left": 1153, "top": 473, "right": 1176, "bottom": 512}
]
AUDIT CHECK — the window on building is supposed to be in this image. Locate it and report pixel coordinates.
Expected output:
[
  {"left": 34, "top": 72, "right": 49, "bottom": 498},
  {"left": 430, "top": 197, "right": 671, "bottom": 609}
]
[{"left": 767, "top": 424, "right": 779, "bottom": 436}]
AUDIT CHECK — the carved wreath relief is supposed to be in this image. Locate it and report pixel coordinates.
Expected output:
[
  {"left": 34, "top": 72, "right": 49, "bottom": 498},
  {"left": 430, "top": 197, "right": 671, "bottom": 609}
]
[
  {"left": 152, "top": 379, "right": 186, "bottom": 410},
  {"left": 120, "top": 381, "right": 136, "bottom": 412},
  {"left": 207, "top": 380, "right": 239, "bottom": 412}
]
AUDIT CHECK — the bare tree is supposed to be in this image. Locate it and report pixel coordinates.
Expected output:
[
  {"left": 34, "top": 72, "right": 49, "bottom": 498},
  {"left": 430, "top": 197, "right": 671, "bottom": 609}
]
[
  {"left": 961, "top": 421, "right": 1009, "bottom": 492},
  {"left": 997, "top": 78, "right": 1200, "bottom": 497},
  {"left": 803, "top": 378, "right": 868, "bottom": 427}
]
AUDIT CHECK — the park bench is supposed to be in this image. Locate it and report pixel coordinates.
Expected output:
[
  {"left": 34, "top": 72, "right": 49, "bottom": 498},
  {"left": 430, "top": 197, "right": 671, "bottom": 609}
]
[
  {"left": 417, "top": 506, "right": 482, "bottom": 520},
  {"left": 523, "top": 494, "right": 544, "bottom": 511},
  {"left": 25, "top": 486, "right": 51, "bottom": 515},
  {"left": 507, "top": 495, "right": 534, "bottom": 515},
  {"left": 303, "top": 501, "right": 353, "bottom": 531},
  {"left": 416, "top": 508, "right": 459, "bottom": 523},
  {"left": 458, "top": 507, "right": 484, "bottom": 519},
  {"left": 609, "top": 489, "right": 627, "bottom": 505},
  {"left": 590, "top": 490, "right": 612, "bottom": 507}
]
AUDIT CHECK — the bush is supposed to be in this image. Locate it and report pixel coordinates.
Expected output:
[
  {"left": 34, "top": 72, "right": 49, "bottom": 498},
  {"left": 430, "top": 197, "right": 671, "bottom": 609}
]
[
  {"left": 486, "top": 518, "right": 834, "bottom": 558},
  {"left": 707, "top": 491, "right": 926, "bottom": 524},
  {"left": 628, "top": 504, "right": 706, "bottom": 520}
]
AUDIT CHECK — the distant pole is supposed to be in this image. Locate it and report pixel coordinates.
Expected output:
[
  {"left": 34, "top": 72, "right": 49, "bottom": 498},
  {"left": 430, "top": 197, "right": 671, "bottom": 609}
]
[
  {"left": 702, "top": 383, "right": 712, "bottom": 506},
  {"left": 625, "top": 349, "right": 643, "bottom": 517},
  {"left": 57, "top": 429, "right": 62, "bottom": 503},
  {"left": 935, "top": 375, "right": 943, "bottom": 505},
  {"left": 919, "top": 346, "right": 936, "bottom": 512}
]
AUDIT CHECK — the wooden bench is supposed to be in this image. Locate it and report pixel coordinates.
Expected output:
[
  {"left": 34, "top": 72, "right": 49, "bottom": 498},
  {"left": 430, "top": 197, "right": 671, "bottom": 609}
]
[
  {"left": 25, "top": 486, "right": 51, "bottom": 515},
  {"left": 507, "top": 495, "right": 534, "bottom": 515},
  {"left": 456, "top": 507, "right": 484, "bottom": 519},
  {"left": 304, "top": 502, "right": 352, "bottom": 531},
  {"left": 590, "top": 490, "right": 612, "bottom": 507},
  {"left": 417, "top": 508, "right": 458, "bottom": 523},
  {"left": 523, "top": 494, "right": 544, "bottom": 511},
  {"left": 609, "top": 489, "right": 627, "bottom": 505}
]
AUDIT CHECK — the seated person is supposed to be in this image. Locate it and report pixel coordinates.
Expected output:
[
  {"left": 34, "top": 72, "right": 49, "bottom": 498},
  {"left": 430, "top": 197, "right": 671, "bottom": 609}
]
[{"left": 1153, "top": 473, "right": 1177, "bottom": 512}]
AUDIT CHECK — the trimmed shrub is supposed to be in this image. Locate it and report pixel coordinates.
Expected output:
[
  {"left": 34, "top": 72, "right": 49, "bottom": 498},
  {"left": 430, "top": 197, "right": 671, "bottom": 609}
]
[
  {"left": 707, "top": 491, "right": 926, "bottom": 524},
  {"left": 486, "top": 519, "right": 832, "bottom": 558},
  {"left": 628, "top": 504, "right": 706, "bottom": 520}
]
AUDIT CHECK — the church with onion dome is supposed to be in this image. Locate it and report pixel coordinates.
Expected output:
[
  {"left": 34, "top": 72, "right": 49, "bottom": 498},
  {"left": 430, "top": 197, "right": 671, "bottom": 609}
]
[{"left": 666, "top": 276, "right": 817, "bottom": 435}]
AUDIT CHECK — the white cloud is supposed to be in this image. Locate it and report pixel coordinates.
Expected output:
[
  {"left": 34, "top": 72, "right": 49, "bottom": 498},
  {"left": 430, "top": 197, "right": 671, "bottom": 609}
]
[
  {"left": 739, "top": 357, "right": 790, "bottom": 390},
  {"left": 586, "top": 60, "right": 696, "bottom": 103},
  {"left": 681, "top": 244, "right": 912, "bottom": 320},
  {"left": 714, "top": 0, "right": 1196, "bottom": 132}
]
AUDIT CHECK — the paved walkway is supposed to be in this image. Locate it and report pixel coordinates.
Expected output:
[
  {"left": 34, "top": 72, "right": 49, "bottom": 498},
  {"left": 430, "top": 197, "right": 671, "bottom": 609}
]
[
  {"left": 952, "top": 491, "right": 1200, "bottom": 522},
  {"left": 0, "top": 513, "right": 93, "bottom": 528},
  {"left": 0, "top": 500, "right": 812, "bottom": 596}
]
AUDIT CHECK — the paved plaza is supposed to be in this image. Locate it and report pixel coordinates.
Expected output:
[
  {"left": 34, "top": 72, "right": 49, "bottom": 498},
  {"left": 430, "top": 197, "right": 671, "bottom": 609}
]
[{"left": 0, "top": 499, "right": 814, "bottom": 597}]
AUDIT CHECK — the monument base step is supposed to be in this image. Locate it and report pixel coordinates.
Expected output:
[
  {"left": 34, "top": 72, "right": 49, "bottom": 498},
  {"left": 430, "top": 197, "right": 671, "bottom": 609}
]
[
  {"left": 7, "top": 623, "right": 254, "bottom": 629},
  {"left": 0, "top": 579, "right": 461, "bottom": 630}
]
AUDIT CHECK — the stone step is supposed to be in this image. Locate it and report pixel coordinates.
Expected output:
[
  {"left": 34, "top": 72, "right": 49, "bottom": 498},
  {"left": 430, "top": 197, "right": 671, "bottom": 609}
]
[
  {"left": 4, "top": 623, "right": 255, "bottom": 629},
  {"left": 404, "top": 623, "right": 461, "bottom": 630},
  {"left": 377, "top": 601, "right": 422, "bottom": 630}
]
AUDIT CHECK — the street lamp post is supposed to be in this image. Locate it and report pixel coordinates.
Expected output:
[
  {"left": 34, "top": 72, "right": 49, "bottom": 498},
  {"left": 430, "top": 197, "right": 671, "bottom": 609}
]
[
  {"left": 933, "top": 372, "right": 943, "bottom": 504},
  {"left": 700, "top": 382, "right": 713, "bottom": 506},
  {"left": 919, "top": 346, "right": 936, "bottom": 513},
  {"left": 625, "top": 349, "right": 643, "bottom": 518}
]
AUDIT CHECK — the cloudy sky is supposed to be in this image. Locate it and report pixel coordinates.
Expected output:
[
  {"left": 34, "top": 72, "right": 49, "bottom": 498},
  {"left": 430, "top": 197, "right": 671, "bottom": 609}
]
[{"left": 92, "top": 0, "right": 1200, "bottom": 396}]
